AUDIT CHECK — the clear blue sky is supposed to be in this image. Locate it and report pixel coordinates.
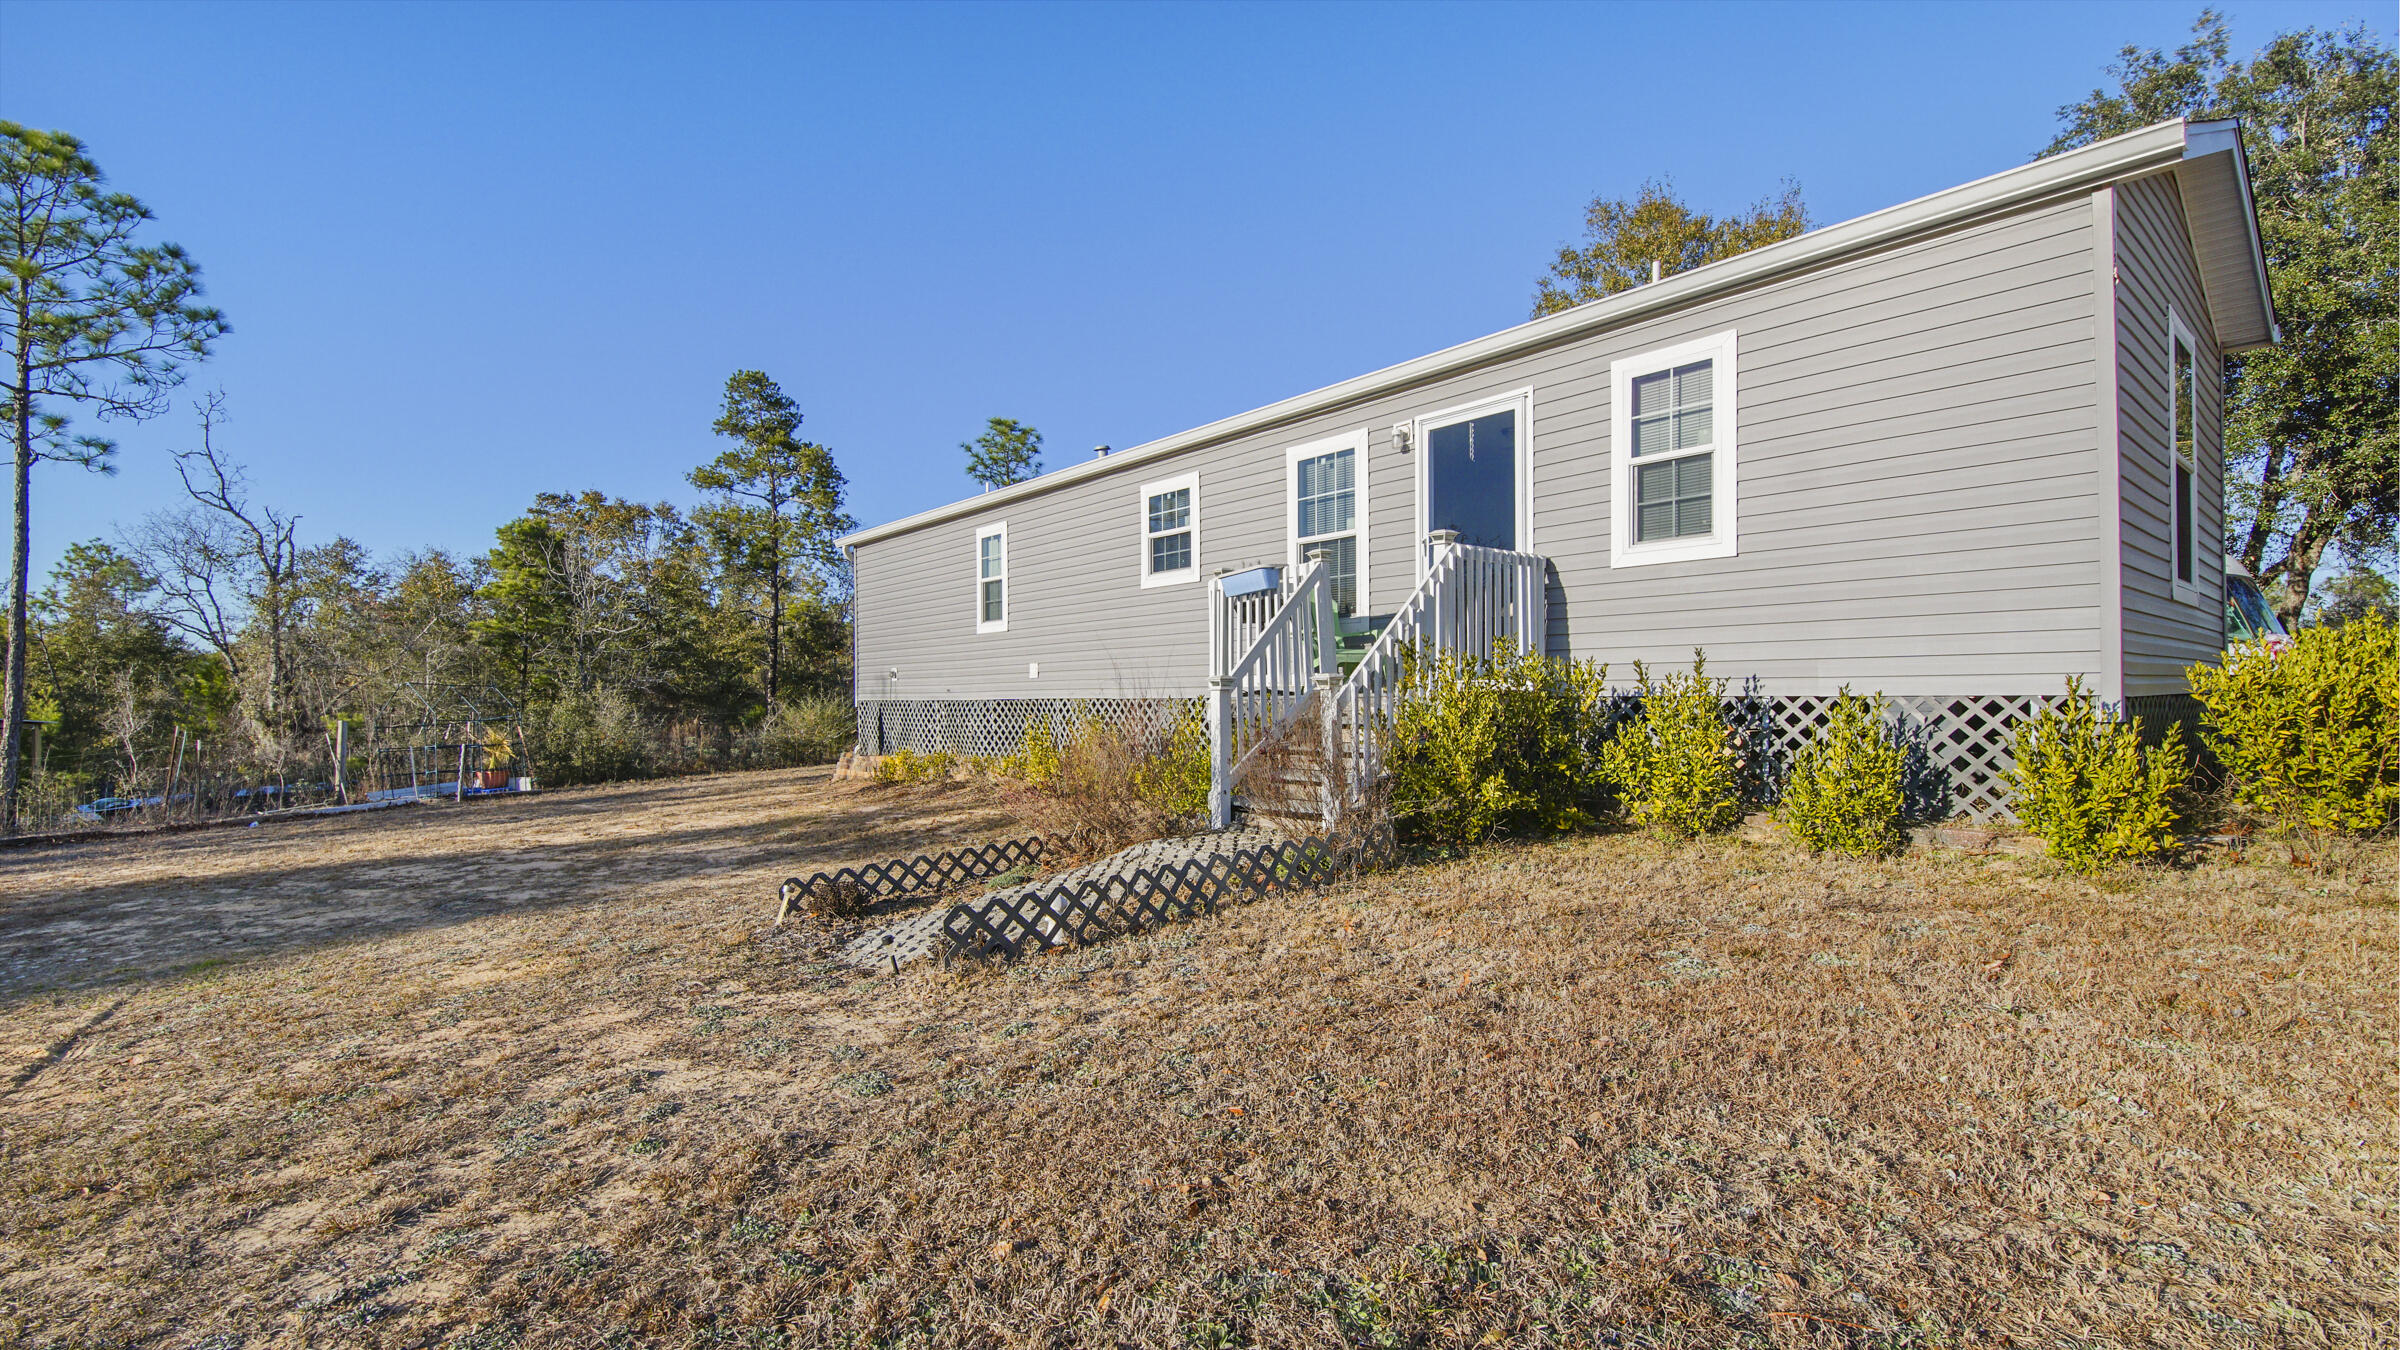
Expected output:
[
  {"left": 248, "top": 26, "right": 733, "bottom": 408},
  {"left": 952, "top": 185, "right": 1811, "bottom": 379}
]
[{"left": 3, "top": 0, "right": 2388, "bottom": 585}]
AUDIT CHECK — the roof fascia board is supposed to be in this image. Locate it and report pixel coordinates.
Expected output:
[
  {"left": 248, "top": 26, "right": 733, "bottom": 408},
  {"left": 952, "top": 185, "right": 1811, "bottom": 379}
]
[
  {"left": 2183, "top": 118, "right": 2279, "bottom": 348},
  {"left": 842, "top": 119, "right": 2194, "bottom": 550}
]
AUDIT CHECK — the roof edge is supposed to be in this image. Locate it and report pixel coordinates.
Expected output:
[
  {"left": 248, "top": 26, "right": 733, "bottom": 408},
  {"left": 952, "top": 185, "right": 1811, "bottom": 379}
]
[
  {"left": 2183, "top": 118, "right": 2280, "bottom": 351},
  {"left": 844, "top": 118, "right": 2199, "bottom": 550}
]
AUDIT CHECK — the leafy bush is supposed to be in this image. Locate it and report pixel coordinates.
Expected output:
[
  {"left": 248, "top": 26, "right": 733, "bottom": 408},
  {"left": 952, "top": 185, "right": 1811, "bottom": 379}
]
[
  {"left": 872, "top": 748, "right": 955, "bottom": 785},
  {"left": 1385, "top": 641, "right": 1612, "bottom": 846},
  {"left": 2003, "top": 677, "right": 2186, "bottom": 871},
  {"left": 1129, "top": 703, "right": 1211, "bottom": 820},
  {"left": 751, "top": 694, "right": 856, "bottom": 766},
  {"left": 1778, "top": 687, "right": 1906, "bottom": 856},
  {"left": 1009, "top": 709, "right": 1064, "bottom": 785},
  {"left": 1595, "top": 654, "right": 1744, "bottom": 839},
  {"left": 2188, "top": 613, "right": 2398, "bottom": 838},
  {"left": 981, "top": 703, "right": 1210, "bottom": 849},
  {"left": 528, "top": 690, "right": 656, "bottom": 786},
  {"left": 1027, "top": 710, "right": 1210, "bottom": 850}
]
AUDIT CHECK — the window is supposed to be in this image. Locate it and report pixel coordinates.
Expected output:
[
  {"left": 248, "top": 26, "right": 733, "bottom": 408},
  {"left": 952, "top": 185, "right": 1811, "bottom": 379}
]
[
  {"left": 974, "top": 522, "right": 1007, "bottom": 633},
  {"left": 1288, "top": 432, "right": 1366, "bottom": 617},
  {"left": 1610, "top": 330, "right": 1738, "bottom": 567},
  {"left": 2168, "top": 309, "right": 2201, "bottom": 594},
  {"left": 1139, "top": 472, "right": 1199, "bottom": 587}
]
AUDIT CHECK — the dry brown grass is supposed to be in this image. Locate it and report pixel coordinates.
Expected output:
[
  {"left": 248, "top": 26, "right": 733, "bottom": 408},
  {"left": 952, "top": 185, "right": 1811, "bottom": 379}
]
[{"left": 0, "top": 771, "right": 2392, "bottom": 1348}]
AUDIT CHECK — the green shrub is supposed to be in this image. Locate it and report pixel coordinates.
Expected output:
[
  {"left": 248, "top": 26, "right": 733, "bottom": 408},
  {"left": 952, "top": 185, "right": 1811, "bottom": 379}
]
[
  {"left": 2003, "top": 677, "right": 2186, "bottom": 871},
  {"left": 2187, "top": 613, "right": 2398, "bottom": 838},
  {"left": 1035, "top": 710, "right": 1208, "bottom": 849},
  {"left": 1778, "top": 687, "right": 1905, "bottom": 856},
  {"left": 872, "top": 748, "right": 955, "bottom": 785},
  {"left": 1595, "top": 653, "right": 1744, "bottom": 839},
  {"left": 752, "top": 694, "right": 855, "bottom": 766},
  {"left": 1386, "top": 641, "right": 1611, "bottom": 846},
  {"left": 527, "top": 690, "right": 655, "bottom": 786},
  {"left": 1130, "top": 703, "right": 1211, "bottom": 819},
  {"left": 1009, "top": 709, "right": 1064, "bottom": 785}
]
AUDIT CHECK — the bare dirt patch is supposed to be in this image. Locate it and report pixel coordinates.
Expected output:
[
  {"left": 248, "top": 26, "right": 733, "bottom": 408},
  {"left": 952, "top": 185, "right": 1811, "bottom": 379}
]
[{"left": 0, "top": 779, "right": 2391, "bottom": 1347}]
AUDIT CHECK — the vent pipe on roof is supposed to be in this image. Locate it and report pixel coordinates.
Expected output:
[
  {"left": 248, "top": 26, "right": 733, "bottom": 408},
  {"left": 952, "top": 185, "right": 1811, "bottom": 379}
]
[
  {"left": 1651, "top": 259, "right": 1663, "bottom": 284},
  {"left": 1093, "top": 445, "right": 1111, "bottom": 458}
]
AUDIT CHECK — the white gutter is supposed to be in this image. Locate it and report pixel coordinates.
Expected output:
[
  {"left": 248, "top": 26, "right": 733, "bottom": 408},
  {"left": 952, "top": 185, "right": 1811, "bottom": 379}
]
[{"left": 843, "top": 118, "right": 2203, "bottom": 550}]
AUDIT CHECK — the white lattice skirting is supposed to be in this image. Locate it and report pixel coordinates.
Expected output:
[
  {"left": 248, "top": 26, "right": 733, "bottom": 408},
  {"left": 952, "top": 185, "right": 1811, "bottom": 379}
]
[
  {"left": 858, "top": 698, "right": 1196, "bottom": 764},
  {"left": 859, "top": 693, "right": 2095, "bottom": 823},
  {"left": 1750, "top": 693, "right": 2076, "bottom": 822}
]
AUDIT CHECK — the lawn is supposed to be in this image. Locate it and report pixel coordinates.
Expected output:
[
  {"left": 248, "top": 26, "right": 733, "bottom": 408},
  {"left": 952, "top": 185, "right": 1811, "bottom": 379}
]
[{"left": 1, "top": 767, "right": 2391, "bottom": 1347}]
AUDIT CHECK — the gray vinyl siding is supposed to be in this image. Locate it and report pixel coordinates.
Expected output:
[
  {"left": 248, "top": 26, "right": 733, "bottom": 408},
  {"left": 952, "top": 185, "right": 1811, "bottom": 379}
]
[
  {"left": 856, "top": 194, "right": 2106, "bottom": 702},
  {"left": 2113, "top": 173, "right": 2226, "bottom": 697}
]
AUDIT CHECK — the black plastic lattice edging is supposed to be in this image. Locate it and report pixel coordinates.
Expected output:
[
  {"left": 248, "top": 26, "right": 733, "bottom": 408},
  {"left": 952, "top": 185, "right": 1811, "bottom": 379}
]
[
  {"left": 776, "top": 834, "right": 1057, "bottom": 923},
  {"left": 937, "top": 826, "right": 1398, "bottom": 965}
]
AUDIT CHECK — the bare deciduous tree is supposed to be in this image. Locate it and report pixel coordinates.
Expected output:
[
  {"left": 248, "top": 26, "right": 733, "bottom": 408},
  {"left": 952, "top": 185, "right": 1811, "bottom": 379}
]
[{"left": 133, "top": 396, "right": 301, "bottom": 755}]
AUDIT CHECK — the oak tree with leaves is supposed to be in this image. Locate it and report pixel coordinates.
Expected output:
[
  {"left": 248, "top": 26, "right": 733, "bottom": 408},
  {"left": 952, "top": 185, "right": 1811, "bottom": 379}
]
[
  {"left": 1532, "top": 178, "right": 1808, "bottom": 317},
  {"left": 2, "top": 123, "right": 227, "bottom": 834}
]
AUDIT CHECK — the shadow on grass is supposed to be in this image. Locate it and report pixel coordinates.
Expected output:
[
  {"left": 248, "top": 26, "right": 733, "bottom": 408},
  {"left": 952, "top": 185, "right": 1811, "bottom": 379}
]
[{"left": 0, "top": 773, "right": 1028, "bottom": 1008}]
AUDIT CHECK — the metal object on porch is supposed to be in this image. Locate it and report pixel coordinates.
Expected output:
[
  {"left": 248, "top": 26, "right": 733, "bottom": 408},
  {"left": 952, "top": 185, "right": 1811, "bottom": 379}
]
[
  {"left": 775, "top": 833, "right": 1058, "bottom": 925},
  {"left": 1215, "top": 565, "right": 1282, "bottom": 599},
  {"left": 938, "top": 824, "right": 1397, "bottom": 964}
]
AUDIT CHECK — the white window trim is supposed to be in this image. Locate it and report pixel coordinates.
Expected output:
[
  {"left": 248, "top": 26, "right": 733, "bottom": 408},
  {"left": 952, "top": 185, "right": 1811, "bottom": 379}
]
[
  {"left": 1138, "top": 471, "right": 1200, "bottom": 588},
  {"left": 1609, "top": 329, "right": 1739, "bottom": 568},
  {"left": 1410, "top": 387, "right": 1535, "bottom": 579},
  {"left": 973, "top": 521, "right": 1008, "bottom": 634},
  {"left": 1286, "top": 430, "right": 1369, "bottom": 616},
  {"left": 2166, "top": 306, "right": 2206, "bottom": 608}
]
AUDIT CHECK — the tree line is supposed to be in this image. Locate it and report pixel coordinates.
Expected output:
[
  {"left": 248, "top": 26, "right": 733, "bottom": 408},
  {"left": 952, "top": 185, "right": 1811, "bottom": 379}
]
[{"left": 8, "top": 364, "right": 864, "bottom": 833}]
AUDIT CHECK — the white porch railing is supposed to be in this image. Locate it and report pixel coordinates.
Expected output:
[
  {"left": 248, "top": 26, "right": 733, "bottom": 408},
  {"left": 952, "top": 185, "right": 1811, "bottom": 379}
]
[
  {"left": 1206, "top": 556, "right": 1337, "bottom": 828},
  {"left": 1328, "top": 531, "right": 1546, "bottom": 800}
]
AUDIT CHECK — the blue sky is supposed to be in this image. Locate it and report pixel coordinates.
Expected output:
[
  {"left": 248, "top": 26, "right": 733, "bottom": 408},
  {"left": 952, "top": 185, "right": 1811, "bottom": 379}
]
[{"left": 3, "top": 0, "right": 2389, "bottom": 585}]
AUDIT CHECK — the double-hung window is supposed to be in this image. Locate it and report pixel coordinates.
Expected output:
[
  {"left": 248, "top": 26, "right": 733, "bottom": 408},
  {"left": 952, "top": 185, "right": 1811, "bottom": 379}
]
[
  {"left": 1139, "top": 472, "right": 1199, "bottom": 587},
  {"left": 1288, "top": 432, "right": 1364, "bottom": 617},
  {"left": 2168, "top": 309, "right": 2202, "bottom": 596},
  {"left": 1610, "top": 329, "right": 1738, "bottom": 567},
  {"left": 974, "top": 522, "right": 1007, "bottom": 633}
]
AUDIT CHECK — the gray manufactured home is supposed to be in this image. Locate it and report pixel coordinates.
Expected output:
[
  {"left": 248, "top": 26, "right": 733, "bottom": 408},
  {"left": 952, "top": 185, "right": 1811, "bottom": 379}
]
[{"left": 842, "top": 119, "right": 2275, "bottom": 821}]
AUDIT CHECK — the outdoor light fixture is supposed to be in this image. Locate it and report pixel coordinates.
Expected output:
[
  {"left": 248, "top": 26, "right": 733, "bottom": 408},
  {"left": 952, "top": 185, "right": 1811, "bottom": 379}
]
[{"left": 1391, "top": 423, "right": 1413, "bottom": 453}]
